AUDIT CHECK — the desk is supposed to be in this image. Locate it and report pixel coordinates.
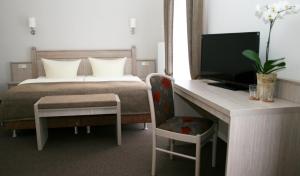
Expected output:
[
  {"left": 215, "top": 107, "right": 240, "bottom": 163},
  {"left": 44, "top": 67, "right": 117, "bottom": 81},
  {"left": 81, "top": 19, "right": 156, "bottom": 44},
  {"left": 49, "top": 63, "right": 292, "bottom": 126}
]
[{"left": 174, "top": 80, "right": 300, "bottom": 176}]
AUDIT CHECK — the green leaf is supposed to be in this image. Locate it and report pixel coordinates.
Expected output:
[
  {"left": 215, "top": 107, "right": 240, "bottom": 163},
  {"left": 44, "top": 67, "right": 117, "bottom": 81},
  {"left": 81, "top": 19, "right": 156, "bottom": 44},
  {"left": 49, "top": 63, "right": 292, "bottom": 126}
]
[
  {"left": 263, "top": 61, "right": 286, "bottom": 73},
  {"left": 265, "top": 67, "right": 286, "bottom": 74},
  {"left": 272, "top": 62, "right": 286, "bottom": 67},
  {"left": 264, "top": 58, "right": 285, "bottom": 68},
  {"left": 268, "top": 58, "right": 285, "bottom": 63},
  {"left": 242, "top": 50, "right": 262, "bottom": 72},
  {"left": 263, "top": 61, "right": 274, "bottom": 73}
]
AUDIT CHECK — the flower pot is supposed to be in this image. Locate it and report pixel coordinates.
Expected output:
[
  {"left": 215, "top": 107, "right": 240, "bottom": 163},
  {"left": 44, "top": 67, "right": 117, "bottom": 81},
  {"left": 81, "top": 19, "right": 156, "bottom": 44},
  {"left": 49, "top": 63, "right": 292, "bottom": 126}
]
[{"left": 256, "top": 73, "right": 277, "bottom": 102}]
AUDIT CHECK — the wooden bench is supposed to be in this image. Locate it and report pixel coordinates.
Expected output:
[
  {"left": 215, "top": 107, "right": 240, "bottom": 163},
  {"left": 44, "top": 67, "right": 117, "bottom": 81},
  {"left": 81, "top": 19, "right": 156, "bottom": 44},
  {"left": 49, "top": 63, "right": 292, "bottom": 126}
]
[{"left": 34, "top": 94, "right": 121, "bottom": 151}]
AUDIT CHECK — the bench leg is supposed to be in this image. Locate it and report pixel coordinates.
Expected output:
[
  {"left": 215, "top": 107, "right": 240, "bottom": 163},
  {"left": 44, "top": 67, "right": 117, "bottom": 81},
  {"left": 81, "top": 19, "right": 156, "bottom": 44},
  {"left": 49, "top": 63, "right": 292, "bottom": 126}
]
[
  {"left": 117, "top": 113, "right": 121, "bottom": 146},
  {"left": 86, "top": 126, "right": 91, "bottom": 134},
  {"left": 144, "top": 123, "right": 148, "bottom": 130},
  {"left": 116, "top": 100, "right": 122, "bottom": 146},
  {"left": 34, "top": 104, "right": 48, "bottom": 151},
  {"left": 74, "top": 126, "right": 78, "bottom": 135},
  {"left": 35, "top": 117, "right": 48, "bottom": 151}
]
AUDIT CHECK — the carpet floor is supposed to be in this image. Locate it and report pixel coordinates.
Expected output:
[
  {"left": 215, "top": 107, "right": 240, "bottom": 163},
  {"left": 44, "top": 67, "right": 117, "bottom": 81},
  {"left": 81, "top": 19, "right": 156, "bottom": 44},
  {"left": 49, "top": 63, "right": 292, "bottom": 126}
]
[{"left": 0, "top": 124, "right": 226, "bottom": 176}]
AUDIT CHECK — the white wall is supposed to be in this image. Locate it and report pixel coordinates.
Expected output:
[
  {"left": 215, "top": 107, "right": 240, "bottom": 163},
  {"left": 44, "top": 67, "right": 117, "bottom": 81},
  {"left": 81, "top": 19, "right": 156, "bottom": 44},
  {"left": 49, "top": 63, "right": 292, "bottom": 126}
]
[
  {"left": 207, "top": 0, "right": 300, "bottom": 82},
  {"left": 0, "top": 0, "right": 163, "bottom": 91}
]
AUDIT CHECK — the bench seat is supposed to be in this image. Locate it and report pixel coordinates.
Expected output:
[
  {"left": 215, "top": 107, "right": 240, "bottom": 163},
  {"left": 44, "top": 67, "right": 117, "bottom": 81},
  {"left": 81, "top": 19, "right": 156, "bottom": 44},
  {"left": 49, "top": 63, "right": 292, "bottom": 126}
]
[
  {"left": 34, "top": 93, "right": 121, "bottom": 151},
  {"left": 38, "top": 94, "right": 118, "bottom": 109}
]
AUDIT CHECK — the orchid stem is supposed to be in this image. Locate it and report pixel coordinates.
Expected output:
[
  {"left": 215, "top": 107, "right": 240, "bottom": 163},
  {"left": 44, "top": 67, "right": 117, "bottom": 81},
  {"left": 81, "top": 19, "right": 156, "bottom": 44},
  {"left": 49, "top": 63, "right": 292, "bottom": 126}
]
[
  {"left": 265, "top": 21, "right": 273, "bottom": 62},
  {"left": 265, "top": 7, "right": 292, "bottom": 62}
]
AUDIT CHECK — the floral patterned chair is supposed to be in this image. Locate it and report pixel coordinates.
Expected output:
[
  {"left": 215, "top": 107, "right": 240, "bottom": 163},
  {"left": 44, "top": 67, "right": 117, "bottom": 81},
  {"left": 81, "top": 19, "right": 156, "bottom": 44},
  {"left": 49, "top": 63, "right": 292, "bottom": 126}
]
[{"left": 146, "top": 73, "right": 218, "bottom": 176}]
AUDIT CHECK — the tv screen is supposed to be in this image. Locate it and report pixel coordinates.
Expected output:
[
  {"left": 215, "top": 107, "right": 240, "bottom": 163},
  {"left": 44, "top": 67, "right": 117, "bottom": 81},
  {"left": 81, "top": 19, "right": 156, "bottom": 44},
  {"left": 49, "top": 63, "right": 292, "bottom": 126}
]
[{"left": 201, "top": 32, "right": 260, "bottom": 90}]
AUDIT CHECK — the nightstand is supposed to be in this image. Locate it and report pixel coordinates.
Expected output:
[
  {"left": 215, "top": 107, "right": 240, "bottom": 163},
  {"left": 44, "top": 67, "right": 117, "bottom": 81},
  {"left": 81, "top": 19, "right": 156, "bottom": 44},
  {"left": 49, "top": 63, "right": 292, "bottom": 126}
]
[
  {"left": 136, "top": 59, "right": 156, "bottom": 80},
  {"left": 8, "top": 81, "right": 20, "bottom": 89},
  {"left": 8, "top": 62, "right": 32, "bottom": 89}
]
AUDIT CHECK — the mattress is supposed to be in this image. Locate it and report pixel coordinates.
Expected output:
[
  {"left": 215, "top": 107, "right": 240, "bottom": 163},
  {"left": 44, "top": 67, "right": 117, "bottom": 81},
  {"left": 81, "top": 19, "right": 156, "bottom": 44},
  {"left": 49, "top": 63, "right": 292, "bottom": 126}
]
[{"left": 0, "top": 76, "right": 150, "bottom": 121}]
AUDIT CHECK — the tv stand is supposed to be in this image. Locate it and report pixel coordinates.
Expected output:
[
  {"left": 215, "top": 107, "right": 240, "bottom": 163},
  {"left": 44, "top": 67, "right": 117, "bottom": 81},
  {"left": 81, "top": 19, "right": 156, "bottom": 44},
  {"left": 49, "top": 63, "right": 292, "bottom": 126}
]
[{"left": 208, "top": 82, "right": 248, "bottom": 91}]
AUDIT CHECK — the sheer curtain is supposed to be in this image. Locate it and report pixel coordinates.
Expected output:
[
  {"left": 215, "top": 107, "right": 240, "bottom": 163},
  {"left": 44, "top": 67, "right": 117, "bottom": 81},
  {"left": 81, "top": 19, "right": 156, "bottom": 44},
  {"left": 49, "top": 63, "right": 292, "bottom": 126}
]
[
  {"left": 164, "top": 0, "right": 174, "bottom": 76},
  {"left": 186, "top": 0, "right": 203, "bottom": 79},
  {"left": 173, "top": 0, "right": 191, "bottom": 80},
  {"left": 166, "top": 0, "right": 203, "bottom": 80}
]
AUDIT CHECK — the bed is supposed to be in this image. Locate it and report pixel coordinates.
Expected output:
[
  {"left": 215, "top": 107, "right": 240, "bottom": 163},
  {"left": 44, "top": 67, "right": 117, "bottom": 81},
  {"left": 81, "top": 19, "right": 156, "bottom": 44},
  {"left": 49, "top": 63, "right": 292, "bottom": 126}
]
[{"left": 0, "top": 46, "right": 151, "bottom": 130}]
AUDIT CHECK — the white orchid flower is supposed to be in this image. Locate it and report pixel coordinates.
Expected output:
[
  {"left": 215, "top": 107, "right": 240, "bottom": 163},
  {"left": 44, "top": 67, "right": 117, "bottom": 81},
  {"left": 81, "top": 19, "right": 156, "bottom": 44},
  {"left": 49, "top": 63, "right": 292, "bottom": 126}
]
[
  {"left": 249, "top": 1, "right": 299, "bottom": 65},
  {"left": 256, "top": 1, "right": 299, "bottom": 23},
  {"left": 255, "top": 4, "right": 263, "bottom": 17},
  {"left": 263, "top": 9, "right": 277, "bottom": 22},
  {"left": 292, "top": 4, "right": 300, "bottom": 13},
  {"left": 270, "top": 3, "right": 280, "bottom": 13},
  {"left": 256, "top": 4, "right": 261, "bottom": 12},
  {"left": 278, "top": 1, "right": 290, "bottom": 11}
]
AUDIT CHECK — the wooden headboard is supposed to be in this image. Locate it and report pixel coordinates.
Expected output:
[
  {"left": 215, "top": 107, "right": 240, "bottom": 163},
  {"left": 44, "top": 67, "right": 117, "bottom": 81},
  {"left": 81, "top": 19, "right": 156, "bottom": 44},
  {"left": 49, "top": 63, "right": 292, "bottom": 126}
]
[{"left": 31, "top": 46, "right": 137, "bottom": 78}]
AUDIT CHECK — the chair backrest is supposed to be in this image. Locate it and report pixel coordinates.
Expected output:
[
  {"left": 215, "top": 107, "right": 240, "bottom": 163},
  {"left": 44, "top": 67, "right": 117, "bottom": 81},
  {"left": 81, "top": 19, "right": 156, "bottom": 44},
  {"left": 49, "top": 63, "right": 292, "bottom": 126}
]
[{"left": 146, "top": 73, "right": 175, "bottom": 127}]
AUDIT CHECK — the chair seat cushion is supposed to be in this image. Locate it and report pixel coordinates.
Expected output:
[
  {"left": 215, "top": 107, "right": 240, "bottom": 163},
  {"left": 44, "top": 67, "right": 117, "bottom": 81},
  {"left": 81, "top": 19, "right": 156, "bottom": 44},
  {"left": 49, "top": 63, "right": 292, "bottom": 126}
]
[{"left": 158, "top": 116, "right": 213, "bottom": 135}]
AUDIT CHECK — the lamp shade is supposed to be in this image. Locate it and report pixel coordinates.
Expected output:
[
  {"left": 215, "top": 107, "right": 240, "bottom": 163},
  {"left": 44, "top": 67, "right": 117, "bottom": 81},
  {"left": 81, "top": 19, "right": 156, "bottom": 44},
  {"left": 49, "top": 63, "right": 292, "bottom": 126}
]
[{"left": 29, "top": 17, "right": 36, "bottom": 28}]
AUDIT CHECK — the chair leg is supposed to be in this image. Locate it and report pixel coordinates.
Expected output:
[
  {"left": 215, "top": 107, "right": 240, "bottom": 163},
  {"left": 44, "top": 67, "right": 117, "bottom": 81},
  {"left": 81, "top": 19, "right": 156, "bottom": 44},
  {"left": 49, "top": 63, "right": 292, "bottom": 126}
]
[
  {"left": 169, "top": 139, "right": 174, "bottom": 160},
  {"left": 151, "top": 135, "right": 157, "bottom": 176},
  {"left": 212, "top": 125, "right": 218, "bottom": 167},
  {"left": 195, "top": 136, "right": 201, "bottom": 176}
]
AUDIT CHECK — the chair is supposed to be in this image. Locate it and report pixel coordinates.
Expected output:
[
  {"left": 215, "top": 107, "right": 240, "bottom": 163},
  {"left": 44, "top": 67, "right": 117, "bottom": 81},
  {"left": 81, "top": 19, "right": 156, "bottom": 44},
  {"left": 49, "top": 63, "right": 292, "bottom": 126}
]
[{"left": 146, "top": 73, "right": 218, "bottom": 176}]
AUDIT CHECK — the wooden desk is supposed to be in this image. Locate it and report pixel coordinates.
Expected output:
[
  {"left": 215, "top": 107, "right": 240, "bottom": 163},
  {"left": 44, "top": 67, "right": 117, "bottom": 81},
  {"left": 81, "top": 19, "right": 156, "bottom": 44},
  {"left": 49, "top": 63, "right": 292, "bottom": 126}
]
[{"left": 174, "top": 80, "right": 300, "bottom": 176}]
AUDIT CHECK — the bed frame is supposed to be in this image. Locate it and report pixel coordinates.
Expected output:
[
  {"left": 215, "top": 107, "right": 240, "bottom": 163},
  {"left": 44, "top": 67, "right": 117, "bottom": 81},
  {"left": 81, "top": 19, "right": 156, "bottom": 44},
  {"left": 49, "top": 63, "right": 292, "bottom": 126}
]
[
  {"left": 2, "top": 46, "right": 151, "bottom": 131},
  {"left": 31, "top": 46, "right": 137, "bottom": 77}
]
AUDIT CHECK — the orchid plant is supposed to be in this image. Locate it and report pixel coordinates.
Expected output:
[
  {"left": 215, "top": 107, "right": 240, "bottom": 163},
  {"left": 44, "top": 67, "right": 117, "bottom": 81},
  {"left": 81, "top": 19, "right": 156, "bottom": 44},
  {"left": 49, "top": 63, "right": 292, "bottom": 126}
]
[{"left": 242, "top": 1, "right": 299, "bottom": 74}]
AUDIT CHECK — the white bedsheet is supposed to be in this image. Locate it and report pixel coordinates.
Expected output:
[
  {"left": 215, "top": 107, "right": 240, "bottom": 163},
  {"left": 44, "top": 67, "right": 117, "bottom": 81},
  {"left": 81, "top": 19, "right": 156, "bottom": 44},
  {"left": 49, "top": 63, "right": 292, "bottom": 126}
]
[
  {"left": 19, "top": 75, "right": 142, "bottom": 85},
  {"left": 19, "top": 76, "right": 85, "bottom": 85},
  {"left": 84, "top": 75, "right": 141, "bottom": 82}
]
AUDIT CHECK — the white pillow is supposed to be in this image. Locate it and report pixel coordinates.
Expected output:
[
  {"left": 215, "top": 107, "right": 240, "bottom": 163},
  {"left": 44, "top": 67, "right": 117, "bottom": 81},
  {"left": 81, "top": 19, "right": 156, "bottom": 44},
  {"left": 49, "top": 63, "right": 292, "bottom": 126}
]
[
  {"left": 88, "top": 57, "right": 127, "bottom": 77},
  {"left": 42, "top": 59, "right": 81, "bottom": 79}
]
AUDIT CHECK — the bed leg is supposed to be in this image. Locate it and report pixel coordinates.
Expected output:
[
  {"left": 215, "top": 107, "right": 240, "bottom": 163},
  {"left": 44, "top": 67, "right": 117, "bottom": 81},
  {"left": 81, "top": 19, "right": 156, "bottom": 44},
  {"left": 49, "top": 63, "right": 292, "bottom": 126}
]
[
  {"left": 12, "top": 129, "right": 17, "bottom": 138},
  {"left": 86, "top": 126, "right": 91, "bottom": 134},
  {"left": 74, "top": 126, "right": 78, "bottom": 135},
  {"left": 144, "top": 123, "right": 148, "bottom": 130}
]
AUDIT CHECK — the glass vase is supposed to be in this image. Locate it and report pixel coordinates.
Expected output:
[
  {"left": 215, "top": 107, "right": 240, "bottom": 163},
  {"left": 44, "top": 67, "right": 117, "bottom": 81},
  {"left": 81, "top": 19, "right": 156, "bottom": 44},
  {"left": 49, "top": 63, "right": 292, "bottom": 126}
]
[{"left": 256, "top": 73, "right": 277, "bottom": 102}]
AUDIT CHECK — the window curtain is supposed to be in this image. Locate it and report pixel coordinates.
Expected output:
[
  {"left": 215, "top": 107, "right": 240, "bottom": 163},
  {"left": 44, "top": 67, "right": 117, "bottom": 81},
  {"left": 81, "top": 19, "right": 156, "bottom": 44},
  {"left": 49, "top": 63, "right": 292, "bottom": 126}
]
[
  {"left": 186, "top": 0, "right": 203, "bottom": 79},
  {"left": 164, "top": 0, "right": 174, "bottom": 76}
]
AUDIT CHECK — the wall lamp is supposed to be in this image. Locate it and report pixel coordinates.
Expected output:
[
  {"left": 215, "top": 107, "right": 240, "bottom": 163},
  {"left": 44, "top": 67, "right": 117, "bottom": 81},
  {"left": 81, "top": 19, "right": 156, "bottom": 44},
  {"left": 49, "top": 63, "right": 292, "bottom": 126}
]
[
  {"left": 28, "top": 17, "right": 36, "bottom": 35},
  {"left": 129, "top": 18, "right": 136, "bottom": 35}
]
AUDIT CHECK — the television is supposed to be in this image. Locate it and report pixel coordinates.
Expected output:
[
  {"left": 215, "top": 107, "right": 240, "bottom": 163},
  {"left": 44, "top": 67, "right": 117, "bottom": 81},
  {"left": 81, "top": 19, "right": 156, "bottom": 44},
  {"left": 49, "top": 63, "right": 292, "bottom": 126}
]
[{"left": 201, "top": 32, "right": 260, "bottom": 90}]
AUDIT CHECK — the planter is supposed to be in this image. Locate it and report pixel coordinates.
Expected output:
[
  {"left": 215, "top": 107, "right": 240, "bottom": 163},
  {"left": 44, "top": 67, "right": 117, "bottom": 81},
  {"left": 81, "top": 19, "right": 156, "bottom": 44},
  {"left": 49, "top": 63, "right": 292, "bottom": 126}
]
[{"left": 257, "top": 73, "right": 277, "bottom": 102}]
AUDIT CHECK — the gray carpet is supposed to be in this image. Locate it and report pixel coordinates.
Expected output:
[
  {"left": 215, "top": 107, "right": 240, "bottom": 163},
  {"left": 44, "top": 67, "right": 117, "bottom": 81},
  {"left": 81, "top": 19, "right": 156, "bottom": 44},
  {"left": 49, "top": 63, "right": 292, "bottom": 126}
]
[{"left": 0, "top": 124, "right": 226, "bottom": 176}]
